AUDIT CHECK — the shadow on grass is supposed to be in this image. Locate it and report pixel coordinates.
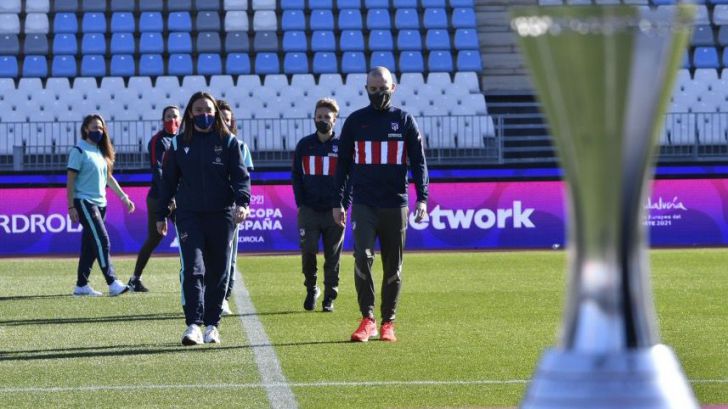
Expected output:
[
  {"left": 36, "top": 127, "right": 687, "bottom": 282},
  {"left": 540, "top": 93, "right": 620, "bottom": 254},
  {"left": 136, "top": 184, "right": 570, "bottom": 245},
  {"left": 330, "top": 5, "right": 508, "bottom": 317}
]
[
  {"left": 0, "top": 294, "right": 74, "bottom": 302},
  {"left": 0, "top": 312, "right": 185, "bottom": 326}
]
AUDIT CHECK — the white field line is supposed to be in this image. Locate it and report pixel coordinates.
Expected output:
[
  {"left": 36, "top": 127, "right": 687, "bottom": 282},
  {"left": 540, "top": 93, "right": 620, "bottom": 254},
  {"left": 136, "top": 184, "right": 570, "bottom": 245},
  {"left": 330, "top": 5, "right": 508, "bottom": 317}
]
[{"left": 2, "top": 378, "right": 727, "bottom": 394}]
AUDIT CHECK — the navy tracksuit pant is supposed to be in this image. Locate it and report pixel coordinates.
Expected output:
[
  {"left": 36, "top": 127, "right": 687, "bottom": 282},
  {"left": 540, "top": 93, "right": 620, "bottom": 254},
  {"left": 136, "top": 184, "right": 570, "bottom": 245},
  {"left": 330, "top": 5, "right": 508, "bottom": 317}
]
[
  {"left": 175, "top": 208, "right": 235, "bottom": 327},
  {"left": 75, "top": 199, "right": 118, "bottom": 286}
]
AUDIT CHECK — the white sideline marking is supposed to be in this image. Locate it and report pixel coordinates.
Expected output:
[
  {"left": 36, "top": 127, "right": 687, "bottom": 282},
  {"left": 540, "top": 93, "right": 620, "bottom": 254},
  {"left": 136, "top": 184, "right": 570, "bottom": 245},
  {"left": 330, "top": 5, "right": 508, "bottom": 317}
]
[
  {"left": 232, "top": 269, "right": 299, "bottom": 409},
  {"left": 2, "top": 378, "right": 726, "bottom": 394}
]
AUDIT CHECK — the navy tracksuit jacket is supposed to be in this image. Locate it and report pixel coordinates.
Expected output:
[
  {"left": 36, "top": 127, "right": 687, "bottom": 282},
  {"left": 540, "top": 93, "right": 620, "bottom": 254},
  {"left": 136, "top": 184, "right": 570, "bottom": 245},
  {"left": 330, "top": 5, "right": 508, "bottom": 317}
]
[
  {"left": 157, "top": 130, "right": 251, "bottom": 327},
  {"left": 292, "top": 132, "right": 352, "bottom": 211}
]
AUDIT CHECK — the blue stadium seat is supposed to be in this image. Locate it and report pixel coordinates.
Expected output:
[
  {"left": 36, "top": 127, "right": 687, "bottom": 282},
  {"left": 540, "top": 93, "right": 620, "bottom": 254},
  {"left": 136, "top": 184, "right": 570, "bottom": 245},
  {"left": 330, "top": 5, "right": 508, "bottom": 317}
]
[
  {"left": 369, "top": 30, "right": 393, "bottom": 51},
  {"left": 52, "top": 55, "right": 76, "bottom": 77},
  {"left": 53, "top": 13, "right": 78, "bottom": 33},
  {"left": 225, "top": 32, "right": 250, "bottom": 52},
  {"left": 196, "top": 11, "right": 221, "bottom": 31},
  {"left": 198, "top": 53, "right": 222, "bottom": 75},
  {"left": 691, "top": 25, "right": 714, "bottom": 47},
  {"left": 139, "top": 32, "right": 163, "bottom": 53},
  {"left": 0, "top": 35, "right": 19, "bottom": 55},
  {"left": 196, "top": 0, "right": 221, "bottom": 10},
  {"left": 168, "top": 32, "right": 193, "bottom": 53},
  {"left": 367, "top": 9, "right": 391, "bottom": 29},
  {"left": 399, "top": 51, "right": 424, "bottom": 72},
  {"left": 255, "top": 52, "right": 280, "bottom": 74},
  {"left": 82, "top": 13, "right": 106, "bottom": 33},
  {"left": 280, "top": 0, "right": 304, "bottom": 8},
  {"left": 24, "top": 34, "right": 48, "bottom": 54},
  {"left": 25, "top": 13, "right": 50, "bottom": 34},
  {"left": 283, "top": 52, "right": 308, "bottom": 74},
  {"left": 449, "top": 0, "right": 473, "bottom": 6},
  {"left": 693, "top": 47, "right": 719, "bottom": 68},
  {"left": 0, "top": 56, "right": 17, "bottom": 77},
  {"left": 281, "top": 10, "right": 306, "bottom": 31},
  {"left": 338, "top": 9, "right": 363, "bottom": 30},
  {"left": 27, "top": 0, "right": 51, "bottom": 12},
  {"left": 226, "top": 53, "right": 251, "bottom": 74},
  {"left": 23, "top": 55, "right": 48, "bottom": 77},
  {"left": 110, "top": 54, "right": 135, "bottom": 76},
  {"left": 456, "top": 50, "right": 482, "bottom": 71},
  {"left": 451, "top": 8, "right": 476, "bottom": 28},
  {"left": 81, "top": 54, "right": 106, "bottom": 77},
  {"left": 423, "top": 0, "right": 445, "bottom": 6},
  {"left": 313, "top": 52, "right": 337, "bottom": 73},
  {"left": 53, "top": 34, "right": 78, "bottom": 55},
  {"left": 83, "top": 0, "right": 107, "bottom": 11},
  {"left": 54, "top": 0, "right": 78, "bottom": 12},
  {"left": 341, "top": 51, "right": 366, "bottom": 73},
  {"left": 722, "top": 48, "right": 728, "bottom": 68},
  {"left": 168, "top": 53, "right": 194, "bottom": 75},
  {"left": 454, "top": 28, "right": 478, "bottom": 49},
  {"left": 719, "top": 26, "right": 728, "bottom": 46},
  {"left": 337, "top": 0, "right": 361, "bottom": 8},
  {"left": 311, "top": 31, "right": 336, "bottom": 52},
  {"left": 197, "top": 32, "right": 222, "bottom": 52},
  {"left": 168, "top": 0, "right": 192, "bottom": 10},
  {"left": 340, "top": 30, "right": 364, "bottom": 51},
  {"left": 364, "top": 0, "right": 388, "bottom": 7},
  {"left": 426, "top": 29, "right": 450, "bottom": 50},
  {"left": 139, "top": 54, "right": 164, "bottom": 76},
  {"left": 282, "top": 31, "right": 307, "bottom": 52},
  {"left": 138, "top": 0, "right": 163, "bottom": 11},
  {"left": 393, "top": 0, "right": 416, "bottom": 6},
  {"left": 253, "top": 31, "right": 278, "bottom": 52},
  {"left": 428, "top": 50, "right": 453, "bottom": 72},
  {"left": 168, "top": 12, "right": 192, "bottom": 32},
  {"left": 81, "top": 33, "right": 106, "bottom": 54},
  {"left": 110, "top": 12, "right": 135, "bottom": 32},
  {"left": 309, "top": 0, "right": 333, "bottom": 8},
  {"left": 423, "top": 8, "right": 448, "bottom": 29},
  {"left": 397, "top": 30, "right": 422, "bottom": 51},
  {"left": 395, "top": 9, "right": 419, "bottom": 29},
  {"left": 110, "top": 33, "right": 135, "bottom": 54},
  {"left": 370, "top": 51, "right": 395, "bottom": 72},
  {"left": 110, "top": 0, "right": 135, "bottom": 11},
  {"left": 139, "top": 12, "right": 163, "bottom": 32},
  {"left": 310, "top": 10, "right": 334, "bottom": 31}
]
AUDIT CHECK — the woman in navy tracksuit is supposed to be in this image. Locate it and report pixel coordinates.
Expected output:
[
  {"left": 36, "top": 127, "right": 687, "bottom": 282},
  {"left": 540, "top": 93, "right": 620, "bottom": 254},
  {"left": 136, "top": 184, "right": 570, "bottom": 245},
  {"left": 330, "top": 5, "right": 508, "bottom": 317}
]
[
  {"left": 67, "top": 114, "right": 136, "bottom": 297},
  {"left": 156, "top": 92, "right": 251, "bottom": 346}
]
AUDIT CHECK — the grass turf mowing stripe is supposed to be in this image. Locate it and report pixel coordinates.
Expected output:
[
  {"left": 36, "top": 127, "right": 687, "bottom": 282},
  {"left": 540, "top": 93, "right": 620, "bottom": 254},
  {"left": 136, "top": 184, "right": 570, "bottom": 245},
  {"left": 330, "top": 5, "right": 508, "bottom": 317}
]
[
  {"left": 233, "top": 269, "right": 299, "bottom": 409},
  {"left": 3, "top": 378, "right": 728, "bottom": 394}
]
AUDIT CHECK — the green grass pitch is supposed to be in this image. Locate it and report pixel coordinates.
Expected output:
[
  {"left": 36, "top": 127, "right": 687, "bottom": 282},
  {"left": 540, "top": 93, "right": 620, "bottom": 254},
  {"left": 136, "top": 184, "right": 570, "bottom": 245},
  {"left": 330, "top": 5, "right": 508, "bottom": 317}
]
[{"left": 0, "top": 250, "right": 727, "bottom": 408}]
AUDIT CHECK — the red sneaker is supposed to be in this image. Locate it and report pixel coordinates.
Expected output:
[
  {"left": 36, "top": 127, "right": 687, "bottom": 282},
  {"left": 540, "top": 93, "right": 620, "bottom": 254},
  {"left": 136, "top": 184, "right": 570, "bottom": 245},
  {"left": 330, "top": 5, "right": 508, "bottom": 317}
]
[
  {"left": 380, "top": 321, "right": 397, "bottom": 342},
  {"left": 350, "top": 317, "right": 378, "bottom": 342}
]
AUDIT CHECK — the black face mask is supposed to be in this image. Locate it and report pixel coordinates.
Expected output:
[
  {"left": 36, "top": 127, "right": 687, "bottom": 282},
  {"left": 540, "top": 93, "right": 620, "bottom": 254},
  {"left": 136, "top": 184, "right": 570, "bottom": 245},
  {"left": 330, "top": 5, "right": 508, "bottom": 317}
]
[
  {"left": 368, "top": 90, "right": 392, "bottom": 111},
  {"left": 315, "top": 121, "right": 333, "bottom": 134}
]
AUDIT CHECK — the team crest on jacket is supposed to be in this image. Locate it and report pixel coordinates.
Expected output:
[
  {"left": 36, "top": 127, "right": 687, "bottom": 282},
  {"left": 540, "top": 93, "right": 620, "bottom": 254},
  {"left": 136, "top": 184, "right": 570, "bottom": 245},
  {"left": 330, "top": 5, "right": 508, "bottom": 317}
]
[
  {"left": 391, "top": 122, "right": 399, "bottom": 131},
  {"left": 214, "top": 145, "right": 223, "bottom": 154},
  {"left": 332, "top": 144, "right": 338, "bottom": 153},
  {"left": 184, "top": 147, "right": 189, "bottom": 154}
]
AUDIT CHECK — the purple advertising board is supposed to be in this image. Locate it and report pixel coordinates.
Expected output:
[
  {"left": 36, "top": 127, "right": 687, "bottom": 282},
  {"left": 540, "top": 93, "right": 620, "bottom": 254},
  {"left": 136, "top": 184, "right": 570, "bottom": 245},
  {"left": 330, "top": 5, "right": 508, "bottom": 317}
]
[{"left": 0, "top": 179, "right": 726, "bottom": 256}]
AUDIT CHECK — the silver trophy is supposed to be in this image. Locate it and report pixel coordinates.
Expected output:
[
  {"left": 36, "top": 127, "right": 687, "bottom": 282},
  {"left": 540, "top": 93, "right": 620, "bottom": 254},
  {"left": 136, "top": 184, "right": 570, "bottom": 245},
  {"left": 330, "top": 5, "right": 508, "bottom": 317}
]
[{"left": 512, "top": 5, "right": 698, "bottom": 409}]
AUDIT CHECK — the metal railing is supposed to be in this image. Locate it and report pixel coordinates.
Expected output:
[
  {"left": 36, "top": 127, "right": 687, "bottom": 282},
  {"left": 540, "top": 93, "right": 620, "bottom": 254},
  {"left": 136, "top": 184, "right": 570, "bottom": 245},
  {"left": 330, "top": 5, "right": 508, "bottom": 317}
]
[{"left": 1, "top": 112, "right": 726, "bottom": 171}]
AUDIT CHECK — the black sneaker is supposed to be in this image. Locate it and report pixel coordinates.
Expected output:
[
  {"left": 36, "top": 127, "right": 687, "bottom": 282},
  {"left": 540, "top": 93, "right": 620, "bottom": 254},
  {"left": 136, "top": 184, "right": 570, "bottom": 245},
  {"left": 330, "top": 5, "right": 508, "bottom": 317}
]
[
  {"left": 128, "top": 277, "right": 149, "bottom": 292},
  {"left": 322, "top": 296, "right": 334, "bottom": 312},
  {"left": 303, "top": 287, "right": 320, "bottom": 311}
]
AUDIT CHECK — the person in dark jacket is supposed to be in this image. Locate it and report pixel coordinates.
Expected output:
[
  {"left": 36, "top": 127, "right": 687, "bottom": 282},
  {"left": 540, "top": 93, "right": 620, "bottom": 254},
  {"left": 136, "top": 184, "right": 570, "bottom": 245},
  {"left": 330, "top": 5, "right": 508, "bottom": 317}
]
[
  {"left": 156, "top": 92, "right": 251, "bottom": 346},
  {"left": 128, "top": 105, "right": 180, "bottom": 292},
  {"left": 217, "top": 99, "right": 254, "bottom": 316},
  {"left": 333, "top": 67, "right": 429, "bottom": 343},
  {"left": 292, "top": 98, "right": 351, "bottom": 312}
]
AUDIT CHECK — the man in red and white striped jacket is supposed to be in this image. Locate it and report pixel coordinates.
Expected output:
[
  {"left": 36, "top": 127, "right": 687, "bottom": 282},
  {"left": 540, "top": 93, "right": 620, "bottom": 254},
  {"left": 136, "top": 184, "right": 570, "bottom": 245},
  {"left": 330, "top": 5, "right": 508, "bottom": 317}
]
[
  {"left": 333, "top": 66, "right": 429, "bottom": 343},
  {"left": 292, "top": 98, "right": 352, "bottom": 313}
]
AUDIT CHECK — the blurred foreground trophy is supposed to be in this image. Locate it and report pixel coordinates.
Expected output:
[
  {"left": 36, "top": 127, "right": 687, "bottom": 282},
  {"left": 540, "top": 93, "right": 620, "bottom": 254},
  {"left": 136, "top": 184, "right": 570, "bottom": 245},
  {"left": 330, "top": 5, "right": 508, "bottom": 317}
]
[{"left": 511, "top": 5, "right": 698, "bottom": 409}]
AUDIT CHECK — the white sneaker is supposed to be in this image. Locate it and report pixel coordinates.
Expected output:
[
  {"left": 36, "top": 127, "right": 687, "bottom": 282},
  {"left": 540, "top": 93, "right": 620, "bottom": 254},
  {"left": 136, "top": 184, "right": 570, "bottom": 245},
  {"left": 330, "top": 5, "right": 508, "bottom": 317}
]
[
  {"left": 108, "top": 280, "right": 129, "bottom": 297},
  {"left": 221, "top": 299, "right": 232, "bottom": 315},
  {"left": 181, "top": 324, "right": 203, "bottom": 346},
  {"left": 203, "top": 326, "right": 221, "bottom": 344},
  {"left": 73, "top": 284, "right": 102, "bottom": 296}
]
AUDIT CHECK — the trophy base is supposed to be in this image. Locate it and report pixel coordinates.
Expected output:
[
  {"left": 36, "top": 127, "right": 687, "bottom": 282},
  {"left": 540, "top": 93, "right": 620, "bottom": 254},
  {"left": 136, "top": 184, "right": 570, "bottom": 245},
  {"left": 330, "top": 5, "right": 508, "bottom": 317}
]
[{"left": 520, "top": 344, "right": 699, "bottom": 409}]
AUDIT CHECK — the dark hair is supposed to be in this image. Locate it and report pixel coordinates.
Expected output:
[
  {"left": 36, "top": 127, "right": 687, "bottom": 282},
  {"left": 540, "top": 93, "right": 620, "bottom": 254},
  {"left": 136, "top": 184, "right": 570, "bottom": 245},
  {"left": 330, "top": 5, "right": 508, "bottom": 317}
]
[
  {"left": 81, "top": 114, "right": 116, "bottom": 173},
  {"left": 180, "top": 92, "right": 230, "bottom": 143},
  {"left": 162, "top": 105, "right": 180, "bottom": 120},
  {"left": 217, "top": 99, "right": 237, "bottom": 135}
]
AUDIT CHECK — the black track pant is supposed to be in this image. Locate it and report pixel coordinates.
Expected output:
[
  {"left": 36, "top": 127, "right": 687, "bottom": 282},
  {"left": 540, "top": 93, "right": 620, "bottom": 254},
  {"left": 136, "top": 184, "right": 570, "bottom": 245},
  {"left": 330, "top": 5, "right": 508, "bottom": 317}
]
[
  {"left": 75, "top": 199, "right": 118, "bottom": 286},
  {"left": 297, "top": 205, "right": 345, "bottom": 298},
  {"left": 132, "top": 195, "right": 164, "bottom": 277},
  {"left": 351, "top": 205, "right": 407, "bottom": 322},
  {"left": 175, "top": 209, "right": 235, "bottom": 327}
]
